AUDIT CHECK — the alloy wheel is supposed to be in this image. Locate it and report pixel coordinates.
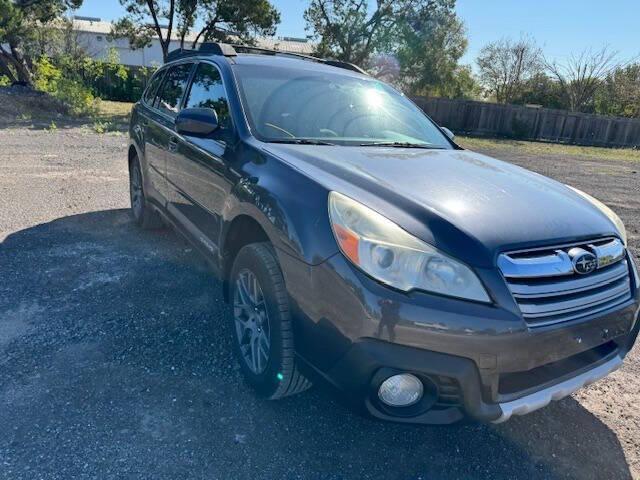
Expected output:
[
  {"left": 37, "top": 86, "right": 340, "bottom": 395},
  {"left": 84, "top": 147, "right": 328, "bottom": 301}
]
[
  {"left": 233, "top": 268, "right": 271, "bottom": 374},
  {"left": 130, "top": 163, "right": 143, "bottom": 219}
]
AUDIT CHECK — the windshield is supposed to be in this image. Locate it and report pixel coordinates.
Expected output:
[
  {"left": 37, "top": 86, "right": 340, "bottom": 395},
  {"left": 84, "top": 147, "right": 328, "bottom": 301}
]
[{"left": 233, "top": 63, "right": 453, "bottom": 148}]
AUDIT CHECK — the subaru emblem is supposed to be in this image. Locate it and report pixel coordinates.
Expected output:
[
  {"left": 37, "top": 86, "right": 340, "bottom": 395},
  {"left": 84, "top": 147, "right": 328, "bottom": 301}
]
[{"left": 568, "top": 247, "right": 597, "bottom": 275}]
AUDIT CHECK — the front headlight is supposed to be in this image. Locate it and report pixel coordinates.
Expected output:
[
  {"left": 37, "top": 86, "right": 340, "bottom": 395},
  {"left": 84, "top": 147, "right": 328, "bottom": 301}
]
[
  {"left": 328, "top": 191, "right": 490, "bottom": 303},
  {"left": 566, "top": 186, "right": 627, "bottom": 246}
]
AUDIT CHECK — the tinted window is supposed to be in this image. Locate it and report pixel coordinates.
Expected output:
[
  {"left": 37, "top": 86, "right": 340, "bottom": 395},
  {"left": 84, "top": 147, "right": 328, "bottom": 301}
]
[
  {"left": 156, "top": 63, "right": 193, "bottom": 117},
  {"left": 234, "top": 64, "right": 452, "bottom": 148},
  {"left": 143, "top": 69, "right": 165, "bottom": 105},
  {"left": 185, "top": 63, "right": 232, "bottom": 136}
]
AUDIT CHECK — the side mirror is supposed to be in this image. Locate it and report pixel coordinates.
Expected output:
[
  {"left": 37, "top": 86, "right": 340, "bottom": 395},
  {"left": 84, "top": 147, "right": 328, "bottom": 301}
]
[
  {"left": 441, "top": 127, "right": 455, "bottom": 141},
  {"left": 175, "top": 107, "right": 219, "bottom": 137}
]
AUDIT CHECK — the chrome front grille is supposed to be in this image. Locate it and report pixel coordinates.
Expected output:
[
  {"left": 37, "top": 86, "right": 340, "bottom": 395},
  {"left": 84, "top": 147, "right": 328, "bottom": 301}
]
[{"left": 499, "top": 238, "right": 632, "bottom": 327}]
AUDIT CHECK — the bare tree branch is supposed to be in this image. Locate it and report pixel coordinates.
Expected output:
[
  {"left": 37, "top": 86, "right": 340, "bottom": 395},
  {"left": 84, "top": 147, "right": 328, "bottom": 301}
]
[{"left": 545, "top": 46, "right": 620, "bottom": 111}]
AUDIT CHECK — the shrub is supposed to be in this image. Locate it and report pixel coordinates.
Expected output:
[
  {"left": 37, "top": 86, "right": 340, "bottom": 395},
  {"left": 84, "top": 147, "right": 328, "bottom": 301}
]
[
  {"left": 33, "top": 56, "right": 98, "bottom": 117},
  {"left": 0, "top": 75, "right": 10, "bottom": 87},
  {"left": 55, "top": 79, "right": 99, "bottom": 116},
  {"left": 33, "top": 56, "right": 62, "bottom": 92}
]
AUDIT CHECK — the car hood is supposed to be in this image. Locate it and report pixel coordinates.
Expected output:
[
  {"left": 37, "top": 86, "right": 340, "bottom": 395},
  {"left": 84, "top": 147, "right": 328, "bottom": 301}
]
[{"left": 262, "top": 144, "right": 620, "bottom": 266}]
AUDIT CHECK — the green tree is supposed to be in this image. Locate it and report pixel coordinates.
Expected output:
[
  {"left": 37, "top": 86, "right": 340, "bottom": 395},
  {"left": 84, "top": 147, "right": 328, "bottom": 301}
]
[
  {"left": 304, "top": 0, "right": 468, "bottom": 96},
  {"left": 112, "top": 0, "right": 280, "bottom": 63},
  {"left": 304, "top": 0, "right": 396, "bottom": 65},
  {"left": 0, "top": 0, "right": 82, "bottom": 86},
  {"left": 395, "top": 0, "right": 469, "bottom": 96},
  {"left": 510, "top": 73, "right": 567, "bottom": 110},
  {"left": 595, "top": 63, "right": 640, "bottom": 118}
]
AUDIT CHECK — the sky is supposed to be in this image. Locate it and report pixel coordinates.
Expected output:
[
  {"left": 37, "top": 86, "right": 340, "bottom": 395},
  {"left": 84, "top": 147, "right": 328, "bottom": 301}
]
[{"left": 74, "top": 0, "right": 640, "bottom": 66}]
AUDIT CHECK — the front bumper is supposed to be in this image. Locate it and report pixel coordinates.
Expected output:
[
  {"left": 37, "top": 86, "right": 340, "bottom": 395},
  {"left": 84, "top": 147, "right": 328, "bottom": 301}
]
[
  {"left": 279, "top": 250, "right": 640, "bottom": 424},
  {"left": 493, "top": 353, "right": 622, "bottom": 423}
]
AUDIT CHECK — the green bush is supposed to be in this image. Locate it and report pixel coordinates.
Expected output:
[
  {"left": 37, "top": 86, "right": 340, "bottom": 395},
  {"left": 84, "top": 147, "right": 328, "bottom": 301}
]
[
  {"left": 0, "top": 75, "right": 10, "bottom": 87},
  {"left": 33, "top": 56, "right": 98, "bottom": 116},
  {"left": 55, "top": 79, "right": 99, "bottom": 116},
  {"left": 33, "top": 56, "right": 62, "bottom": 92},
  {"left": 32, "top": 49, "right": 153, "bottom": 113}
]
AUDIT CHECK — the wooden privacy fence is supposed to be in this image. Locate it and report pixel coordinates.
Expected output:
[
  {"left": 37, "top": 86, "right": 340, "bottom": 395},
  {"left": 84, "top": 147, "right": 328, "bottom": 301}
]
[{"left": 411, "top": 96, "right": 640, "bottom": 149}]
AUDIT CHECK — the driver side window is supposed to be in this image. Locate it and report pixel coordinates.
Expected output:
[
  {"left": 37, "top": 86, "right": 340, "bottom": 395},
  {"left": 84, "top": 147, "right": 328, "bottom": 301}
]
[{"left": 185, "top": 63, "right": 232, "bottom": 141}]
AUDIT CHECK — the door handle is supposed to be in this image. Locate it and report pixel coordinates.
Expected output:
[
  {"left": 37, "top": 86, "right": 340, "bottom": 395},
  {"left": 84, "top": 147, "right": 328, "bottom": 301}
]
[{"left": 168, "top": 137, "right": 179, "bottom": 152}]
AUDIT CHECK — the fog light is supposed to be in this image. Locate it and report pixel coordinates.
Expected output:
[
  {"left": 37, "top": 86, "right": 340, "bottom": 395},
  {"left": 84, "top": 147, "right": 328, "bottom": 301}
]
[{"left": 378, "top": 373, "right": 423, "bottom": 407}]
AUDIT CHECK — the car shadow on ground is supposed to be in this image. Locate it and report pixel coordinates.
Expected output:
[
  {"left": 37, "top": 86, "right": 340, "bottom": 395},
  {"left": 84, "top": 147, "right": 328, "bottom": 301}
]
[{"left": 0, "top": 209, "right": 633, "bottom": 480}]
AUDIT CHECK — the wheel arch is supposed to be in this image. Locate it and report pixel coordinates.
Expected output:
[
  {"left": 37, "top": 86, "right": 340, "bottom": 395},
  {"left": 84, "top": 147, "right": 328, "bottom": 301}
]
[
  {"left": 220, "top": 213, "right": 272, "bottom": 302},
  {"left": 128, "top": 144, "right": 138, "bottom": 165}
]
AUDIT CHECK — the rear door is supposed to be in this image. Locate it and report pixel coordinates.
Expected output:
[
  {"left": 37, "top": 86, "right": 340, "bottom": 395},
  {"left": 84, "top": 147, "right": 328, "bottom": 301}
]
[
  {"left": 145, "top": 62, "right": 194, "bottom": 204},
  {"left": 137, "top": 68, "right": 166, "bottom": 203},
  {"left": 166, "top": 61, "right": 236, "bottom": 252}
]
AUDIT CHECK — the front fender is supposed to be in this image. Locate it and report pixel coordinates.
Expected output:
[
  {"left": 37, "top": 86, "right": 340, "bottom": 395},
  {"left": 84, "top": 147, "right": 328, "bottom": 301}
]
[{"left": 220, "top": 154, "right": 339, "bottom": 265}]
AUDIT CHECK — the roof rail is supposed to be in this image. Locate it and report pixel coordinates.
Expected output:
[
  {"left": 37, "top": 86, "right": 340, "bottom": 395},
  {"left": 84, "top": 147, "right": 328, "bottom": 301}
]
[
  {"left": 323, "top": 60, "right": 367, "bottom": 75},
  {"left": 166, "top": 41, "right": 367, "bottom": 75},
  {"left": 166, "top": 42, "right": 237, "bottom": 62},
  {"left": 230, "top": 44, "right": 367, "bottom": 75},
  {"left": 200, "top": 42, "right": 237, "bottom": 56}
]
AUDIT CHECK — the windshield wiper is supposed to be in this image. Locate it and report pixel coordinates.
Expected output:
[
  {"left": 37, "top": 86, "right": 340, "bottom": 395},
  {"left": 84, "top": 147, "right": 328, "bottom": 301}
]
[
  {"left": 359, "top": 141, "right": 444, "bottom": 149},
  {"left": 268, "top": 139, "right": 335, "bottom": 146}
]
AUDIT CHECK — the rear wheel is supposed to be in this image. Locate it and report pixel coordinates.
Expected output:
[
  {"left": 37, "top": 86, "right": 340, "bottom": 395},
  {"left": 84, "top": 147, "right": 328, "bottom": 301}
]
[
  {"left": 229, "top": 242, "right": 311, "bottom": 399},
  {"left": 129, "top": 157, "right": 162, "bottom": 229}
]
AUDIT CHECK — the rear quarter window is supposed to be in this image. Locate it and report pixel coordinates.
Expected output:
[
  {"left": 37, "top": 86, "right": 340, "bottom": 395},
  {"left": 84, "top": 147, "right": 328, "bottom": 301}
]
[
  {"left": 142, "top": 70, "right": 166, "bottom": 105},
  {"left": 155, "top": 63, "right": 194, "bottom": 117}
]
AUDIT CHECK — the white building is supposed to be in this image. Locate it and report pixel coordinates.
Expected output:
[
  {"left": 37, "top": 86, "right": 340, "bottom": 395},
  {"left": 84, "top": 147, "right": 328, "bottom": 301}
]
[{"left": 71, "top": 16, "right": 315, "bottom": 68}]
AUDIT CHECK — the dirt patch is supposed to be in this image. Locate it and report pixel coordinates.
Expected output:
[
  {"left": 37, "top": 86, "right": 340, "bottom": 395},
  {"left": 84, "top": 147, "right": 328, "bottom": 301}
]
[{"left": 0, "top": 86, "right": 69, "bottom": 125}]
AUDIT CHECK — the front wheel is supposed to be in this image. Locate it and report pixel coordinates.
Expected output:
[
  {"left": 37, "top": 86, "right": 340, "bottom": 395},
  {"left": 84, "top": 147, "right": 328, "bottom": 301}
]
[{"left": 229, "top": 243, "right": 311, "bottom": 399}]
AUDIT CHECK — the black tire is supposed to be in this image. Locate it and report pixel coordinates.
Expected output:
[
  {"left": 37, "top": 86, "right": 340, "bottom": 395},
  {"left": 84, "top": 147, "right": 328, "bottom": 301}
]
[
  {"left": 229, "top": 242, "right": 311, "bottom": 399},
  {"left": 129, "top": 157, "right": 163, "bottom": 229}
]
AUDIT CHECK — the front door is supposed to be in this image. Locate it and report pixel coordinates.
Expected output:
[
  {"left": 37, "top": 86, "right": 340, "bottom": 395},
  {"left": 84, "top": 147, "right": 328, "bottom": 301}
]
[{"left": 166, "top": 62, "right": 236, "bottom": 252}]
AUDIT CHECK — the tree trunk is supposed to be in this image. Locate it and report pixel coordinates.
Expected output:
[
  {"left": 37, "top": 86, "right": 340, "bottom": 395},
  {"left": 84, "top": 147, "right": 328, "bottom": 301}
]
[
  {"left": 0, "top": 55, "right": 18, "bottom": 84},
  {"left": 8, "top": 41, "right": 33, "bottom": 85},
  {"left": 161, "top": 40, "right": 169, "bottom": 62}
]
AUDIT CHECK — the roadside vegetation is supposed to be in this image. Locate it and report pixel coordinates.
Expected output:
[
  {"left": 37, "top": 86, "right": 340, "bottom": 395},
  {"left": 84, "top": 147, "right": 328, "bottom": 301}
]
[
  {"left": 459, "top": 136, "right": 640, "bottom": 163},
  {"left": 0, "top": 84, "right": 132, "bottom": 133}
]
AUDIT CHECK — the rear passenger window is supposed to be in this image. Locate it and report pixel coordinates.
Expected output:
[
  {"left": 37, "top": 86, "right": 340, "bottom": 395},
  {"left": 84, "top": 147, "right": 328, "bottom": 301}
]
[
  {"left": 185, "top": 63, "right": 232, "bottom": 137},
  {"left": 143, "top": 69, "right": 165, "bottom": 105},
  {"left": 155, "top": 63, "right": 193, "bottom": 117}
]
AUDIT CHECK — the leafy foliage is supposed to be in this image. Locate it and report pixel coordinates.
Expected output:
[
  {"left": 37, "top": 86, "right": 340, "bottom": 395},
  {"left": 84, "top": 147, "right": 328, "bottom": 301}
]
[
  {"left": 395, "top": 1, "right": 472, "bottom": 96},
  {"left": 31, "top": 47, "right": 140, "bottom": 115},
  {"left": 595, "top": 63, "right": 640, "bottom": 118},
  {"left": 33, "top": 55, "right": 98, "bottom": 116},
  {"left": 510, "top": 73, "right": 568, "bottom": 110},
  {"left": 304, "top": 0, "right": 470, "bottom": 97},
  {"left": 112, "top": 0, "right": 280, "bottom": 62},
  {"left": 304, "top": 0, "right": 396, "bottom": 65},
  {"left": 0, "top": 0, "right": 84, "bottom": 85}
]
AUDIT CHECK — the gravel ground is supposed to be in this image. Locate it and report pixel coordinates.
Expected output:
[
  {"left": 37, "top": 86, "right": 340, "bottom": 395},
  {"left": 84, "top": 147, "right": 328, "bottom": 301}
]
[{"left": 0, "top": 126, "right": 638, "bottom": 480}]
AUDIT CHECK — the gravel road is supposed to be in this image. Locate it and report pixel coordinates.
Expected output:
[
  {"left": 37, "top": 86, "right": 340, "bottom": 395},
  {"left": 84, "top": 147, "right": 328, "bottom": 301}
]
[{"left": 0, "top": 126, "right": 638, "bottom": 480}]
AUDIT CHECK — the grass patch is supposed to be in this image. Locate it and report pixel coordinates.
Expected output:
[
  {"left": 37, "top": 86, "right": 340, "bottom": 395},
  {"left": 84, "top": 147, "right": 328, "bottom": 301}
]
[
  {"left": 458, "top": 136, "right": 640, "bottom": 162},
  {"left": 95, "top": 100, "right": 134, "bottom": 119},
  {"left": 93, "top": 100, "right": 134, "bottom": 129}
]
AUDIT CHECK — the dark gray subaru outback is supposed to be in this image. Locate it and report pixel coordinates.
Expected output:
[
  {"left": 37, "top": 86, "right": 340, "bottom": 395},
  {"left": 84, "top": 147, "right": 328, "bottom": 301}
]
[{"left": 128, "top": 43, "right": 639, "bottom": 424}]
